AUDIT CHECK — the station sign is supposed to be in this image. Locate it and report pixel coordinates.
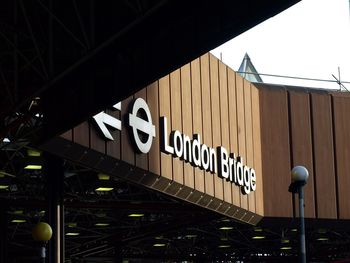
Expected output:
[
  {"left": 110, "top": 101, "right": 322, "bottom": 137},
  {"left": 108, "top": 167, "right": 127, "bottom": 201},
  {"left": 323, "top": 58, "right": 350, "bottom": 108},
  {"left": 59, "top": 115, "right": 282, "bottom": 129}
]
[{"left": 93, "top": 98, "right": 256, "bottom": 195}]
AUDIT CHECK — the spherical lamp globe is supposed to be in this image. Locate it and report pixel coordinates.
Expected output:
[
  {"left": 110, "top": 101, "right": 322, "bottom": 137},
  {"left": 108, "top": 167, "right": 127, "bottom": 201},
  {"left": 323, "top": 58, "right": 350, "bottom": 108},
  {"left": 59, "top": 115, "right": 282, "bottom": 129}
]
[
  {"left": 32, "top": 222, "right": 53, "bottom": 242},
  {"left": 291, "top": 166, "right": 309, "bottom": 183}
]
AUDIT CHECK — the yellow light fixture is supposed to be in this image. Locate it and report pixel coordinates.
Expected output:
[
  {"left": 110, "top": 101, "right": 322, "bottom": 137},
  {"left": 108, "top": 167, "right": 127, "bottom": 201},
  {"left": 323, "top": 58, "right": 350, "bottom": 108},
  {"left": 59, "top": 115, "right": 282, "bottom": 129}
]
[
  {"left": 98, "top": 174, "right": 110, "bottom": 180},
  {"left": 218, "top": 245, "right": 231, "bottom": 248},
  {"left": 155, "top": 236, "right": 163, "bottom": 240},
  {"left": 32, "top": 222, "right": 52, "bottom": 241},
  {"left": 13, "top": 210, "right": 24, "bottom": 215},
  {"left": 67, "top": 222, "right": 77, "bottom": 228},
  {"left": 280, "top": 246, "right": 292, "bottom": 250},
  {"left": 317, "top": 237, "right": 329, "bottom": 241},
  {"left": 95, "top": 223, "right": 110, "bottom": 227},
  {"left": 128, "top": 213, "right": 144, "bottom": 217},
  {"left": 153, "top": 243, "right": 166, "bottom": 247},
  {"left": 11, "top": 219, "right": 26, "bottom": 223},
  {"left": 95, "top": 187, "right": 114, "bottom": 192},
  {"left": 291, "top": 228, "right": 298, "bottom": 232},
  {"left": 254, "top": 227, "right": 263, "bottom": 232},
  {"left": 252, "top": 236, "right": 265, "bottom": 240},
  {"left": 27, "top": 149, "right": 41, "bottom": 157},
  {"left": 0, "top": 185, "right": 9, "bottom": 190},
  {"left": 219, "top": 226, "right": 233, "bottom": 230},
  {"left": 281, "top": 238, "right": 290, "bottom": 244},
  {"left": 220, "top": 237, "right": 229, "bottom": 241},
  {"left": 24, "top": 165, "right": 42, "bottom": 170},
  {"left": 66, "top": 232, "right": 80, "bottom": 236}
]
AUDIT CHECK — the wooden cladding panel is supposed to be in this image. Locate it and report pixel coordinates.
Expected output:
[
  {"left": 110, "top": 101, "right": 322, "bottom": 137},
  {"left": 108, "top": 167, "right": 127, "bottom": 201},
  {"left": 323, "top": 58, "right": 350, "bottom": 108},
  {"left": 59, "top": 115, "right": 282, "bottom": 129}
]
[
  {"left": 73, "top": 122, "right": 89, "bottom": 148},
  {"left": 170, "top": 69, "right": 184, "bottom": 184},
  {"left": 121, "top": 96, "right": 135, "bottom": 166},
  {"left": 61, "top": 130, "right": 72, "bottom": 141},
  {"left": 251, "top": 86, "right": 264, "bottom": 215},
  {"left": 332, "top": 94, "right": 350, "bottom": 219},
  {"left": 191, "top": 58, "right": 205, "bottom": 192},
  {"left": 260, "top": 87, "right": 292, "bottom": 217},
  {"left": 245, "top": 82, "right": 255, "bottom": 213},
  {"left": 219, "top": 62, "right": 232, "bottom": 203},
  {"left": 159, "top": 75, "right": 173, "bottom": 180},
  {"left": 106, "top": 106, "right": 121, "bottom": 160},
  {"left": 289, "top": 91, "right": 315, "bottom": 218},
  {"left": 147, "top": 81, "right": 161, "bottom": 176},
  {"left": 228, "top": 70, "right": 240, "bottom": 207},
  {"left": 135, "top": 89, "right": 148, "bottom": 171},
  {"left": 311, "top": 93, "right": 337, "bottom": 219},
  {"left": 181, "top": 63, "right": 195, "bottom": 188},
  {"left": 236, "top": 76, "right": 248, "bottom": 210},
  {"left": 209, "top": 54, "right": 223, "bottom": 200},
  {"left": 200, "top": 54, "right": 214, "bottom": 196},
  {"left": 62, "top": 53, "right": 264, "bottom": 217}
]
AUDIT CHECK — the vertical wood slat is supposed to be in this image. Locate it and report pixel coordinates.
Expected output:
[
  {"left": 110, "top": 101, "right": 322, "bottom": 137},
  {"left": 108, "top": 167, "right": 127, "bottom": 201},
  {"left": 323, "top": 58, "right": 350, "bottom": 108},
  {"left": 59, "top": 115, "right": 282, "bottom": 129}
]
[
  {"left": 170, "top": 69, "right": 184, "bottom": 184},
  {"left": 260, "top": 87, "right": 292, "bottom": 217},
  {"left": 251, "top": 85, "right": 264, "bottom": 215},
  {"left": 228, "top": 71, "right": 240, "bottom": 207},
  {"left": 121, "top": 96, "right": 135, "bottom": 165},
  {"left": 147, "top": 81, "right": 161, "bottom": 175},
  {"left": 332, "top": 94, "right": 350, "bottom": 219},
  {"left": 200, "top": 54, "right": 214, "bottom": 196},
  {"left": 106, "top": 104, "right": 121, "bottom": 160},
  {"left": 73, "top": 122, "right": 89, "bottom": 148},
  {"left": 289, "top": 91, "right": 315, "bottom": 218},
  {"left": 90, "top": 112, "right": 106, "bottom": 154},
  {"left": 61, "top": 130, "right": 72, "bottom": 141},
  {"left": 311, "top": 93, "right": 337, "bottom": 219},
  {"left": 236, "top": 75, "right": 247, "bottom": 210},
  {"left": 181, "top": 63, "right": 194, "bottom": 188},
  {"left": 245, "top": 82, "right": 255, "bottom": 213},
  {"left": 159, "top": 75, "right": 173, "bottom": 180},
  {"left": 191, "top": 58, "right": 205, "bottom": 192},
  {"left": 134, "top": 89, "right": 148, "bottom": 170},
  {"left": 218, "top": 62, "right": 232, "bottom": 203},
  {"left": 209, "top": 54, "right": 223, "bottom": 200}
]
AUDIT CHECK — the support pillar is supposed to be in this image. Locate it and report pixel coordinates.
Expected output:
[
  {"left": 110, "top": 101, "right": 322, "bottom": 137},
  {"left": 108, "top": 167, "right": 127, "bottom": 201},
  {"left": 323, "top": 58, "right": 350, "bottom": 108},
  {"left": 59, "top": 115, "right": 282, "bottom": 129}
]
[{"left": 46, "top": 154, "right": 65, "bottom": 263}]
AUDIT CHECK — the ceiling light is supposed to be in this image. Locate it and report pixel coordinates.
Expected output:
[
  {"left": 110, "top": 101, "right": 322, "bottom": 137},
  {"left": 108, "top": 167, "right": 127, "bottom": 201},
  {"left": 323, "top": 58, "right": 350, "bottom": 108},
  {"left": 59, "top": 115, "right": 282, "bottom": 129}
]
[
  {"left": 155, "top": 236, "right": 163, "bottom": 240},
  {"left": 153, "top": 243, "right": 166, "bottom": 247},
  {"left": 291, "top": 228, "right": 298, "bottom": 232},
  {"left": 218, "top": 245, "right": 231, "bottom": 248},
  {"left": 254, "top": 227, "right": 263, "bottom": 232},
  {"left": 317, "top": 228, "right": 327, "bottom": 234},
  {"left": 11, "top": 219, "right": 26, "bottom": 223},
  {"left": 98, "top": 174, "right": 110, "bottom": 180},
  {"left": 67, "top": 222, "right": 77, "bottom": 228},
  {"left": 27, "top": 149, "right": 41, "bottom": 157},
  {"left": 219, "top": 226, "right": 233, "bottom": 230},
  {"left": 94, "top": 223, "right": 110, "bottom": 227},
  {"left": 128, "top": 213, "right": 144, "bottom": 217},
  {"left": 252, "top": 236, "right": 265, "bottom": 240},
  {"left": 95, "top": 187, "right": 114, "bottom": 192},
  {"left": 317, "top": 237, "right": 329, "bottom": 241},
  {"left": 0, "top": 185, "right": 9, "bottom": 190},
  {"left": 280, "top": 246, "right": 292, "bottom": 250},
  {"left": 66, "top": 232, "right": 80, "bottom": 236},
  {"left": 24, "top": 165, "right": 42, "bottom": 170},
  {"left": 281, "top": 239, "right": 290, "bottom": 244}
]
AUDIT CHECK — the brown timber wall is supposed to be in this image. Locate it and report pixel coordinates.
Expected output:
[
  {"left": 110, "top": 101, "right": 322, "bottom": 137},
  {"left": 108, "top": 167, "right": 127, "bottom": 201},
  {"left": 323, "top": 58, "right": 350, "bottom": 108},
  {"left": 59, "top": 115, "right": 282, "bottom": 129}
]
[
  {"left": 50, "top": 53, "right": 264, "bottom": 224},
  {"left": 257, "top": 83, "right": 350, "bottom": 220}
]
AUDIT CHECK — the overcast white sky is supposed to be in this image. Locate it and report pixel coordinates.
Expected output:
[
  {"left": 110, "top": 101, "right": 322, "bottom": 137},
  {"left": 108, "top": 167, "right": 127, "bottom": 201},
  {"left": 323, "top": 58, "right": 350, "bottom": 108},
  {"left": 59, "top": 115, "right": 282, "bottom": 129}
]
[{"left": 211, "top": 0, "right": 350, "bottom": 89}]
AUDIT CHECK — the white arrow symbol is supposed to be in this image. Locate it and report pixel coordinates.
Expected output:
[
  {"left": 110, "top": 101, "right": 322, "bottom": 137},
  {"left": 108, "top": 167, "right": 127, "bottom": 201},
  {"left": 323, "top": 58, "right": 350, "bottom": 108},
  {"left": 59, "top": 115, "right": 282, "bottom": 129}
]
[{"left": 93, "top": 102, "right": 121, "bottom": 140}]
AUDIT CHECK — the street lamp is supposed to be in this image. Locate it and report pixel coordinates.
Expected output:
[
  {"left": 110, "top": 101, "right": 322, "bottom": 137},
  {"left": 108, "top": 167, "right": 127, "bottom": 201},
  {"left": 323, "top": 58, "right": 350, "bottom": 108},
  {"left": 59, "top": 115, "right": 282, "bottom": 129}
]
[
  {"left": 32, "top": 222, "right": 52, "bottom": 263},
  {"left": 289, "top": 166, "right": 309, "bottom": 263}
]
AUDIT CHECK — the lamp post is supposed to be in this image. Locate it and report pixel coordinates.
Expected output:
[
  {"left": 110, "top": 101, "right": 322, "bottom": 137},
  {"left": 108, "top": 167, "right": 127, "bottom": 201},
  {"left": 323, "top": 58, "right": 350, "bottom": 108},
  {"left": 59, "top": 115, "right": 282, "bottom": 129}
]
[
  {"left": 288, "top": 166, "right": 309, "bottom": 263},
  {"left": 32, "top": 222, "right": 53, "bottom": 263}
]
